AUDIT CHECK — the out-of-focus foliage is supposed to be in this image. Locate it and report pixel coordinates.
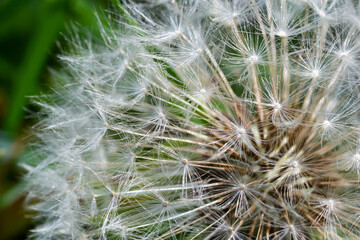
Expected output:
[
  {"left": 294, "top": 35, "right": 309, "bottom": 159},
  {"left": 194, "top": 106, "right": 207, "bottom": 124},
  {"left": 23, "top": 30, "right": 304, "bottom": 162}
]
[{"left": 0, "top": 0, "right": 108, "bottom": 239}]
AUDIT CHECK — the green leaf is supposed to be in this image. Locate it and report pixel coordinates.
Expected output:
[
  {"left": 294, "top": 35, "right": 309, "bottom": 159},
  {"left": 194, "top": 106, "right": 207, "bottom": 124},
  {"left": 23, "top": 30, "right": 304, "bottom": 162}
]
[
  {"left": 4, "top": 5, "right": 66, "bottom": 135},
  {"left": 0, "top": 182, "right": 25, "bottom": 211}
]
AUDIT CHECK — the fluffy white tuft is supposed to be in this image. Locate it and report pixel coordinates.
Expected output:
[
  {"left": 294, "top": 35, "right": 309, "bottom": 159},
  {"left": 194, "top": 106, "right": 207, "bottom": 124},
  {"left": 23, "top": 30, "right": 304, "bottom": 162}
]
[{"left": 26, "top": 0, "right": 360, "bottom": 239}]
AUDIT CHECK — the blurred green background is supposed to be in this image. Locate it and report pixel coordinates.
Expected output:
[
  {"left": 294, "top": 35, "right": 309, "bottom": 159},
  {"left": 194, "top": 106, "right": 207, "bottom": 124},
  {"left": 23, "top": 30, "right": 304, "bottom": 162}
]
[{"left": 0, "top": 0, "right": 110, "bottom": 239}]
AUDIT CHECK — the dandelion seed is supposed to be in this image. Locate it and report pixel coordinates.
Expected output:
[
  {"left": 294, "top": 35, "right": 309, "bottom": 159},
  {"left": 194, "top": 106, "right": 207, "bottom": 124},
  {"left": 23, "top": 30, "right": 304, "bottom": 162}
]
[{"left": 273, "top": 102, "right": 282, "bottom": 111}]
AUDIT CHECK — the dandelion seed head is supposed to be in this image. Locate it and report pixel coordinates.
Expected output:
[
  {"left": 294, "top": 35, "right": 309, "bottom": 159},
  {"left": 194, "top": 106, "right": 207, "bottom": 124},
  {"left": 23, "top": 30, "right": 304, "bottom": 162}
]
[{"left": 26, "top": 0, "right": 360, "bottom": 239}]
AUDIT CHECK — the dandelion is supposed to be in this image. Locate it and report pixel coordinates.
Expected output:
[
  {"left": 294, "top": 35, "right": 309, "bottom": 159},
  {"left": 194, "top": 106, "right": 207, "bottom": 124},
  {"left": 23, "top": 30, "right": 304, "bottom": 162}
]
[{"left": 26, "top": 0, "right": 360, "bottom": 239}]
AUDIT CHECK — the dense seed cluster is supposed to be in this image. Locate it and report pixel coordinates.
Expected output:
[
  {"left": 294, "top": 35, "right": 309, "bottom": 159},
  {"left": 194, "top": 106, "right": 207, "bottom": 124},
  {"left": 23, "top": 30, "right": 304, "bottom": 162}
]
[{"left": 26, "top": 0, "right": 360, "bottom": 239}]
